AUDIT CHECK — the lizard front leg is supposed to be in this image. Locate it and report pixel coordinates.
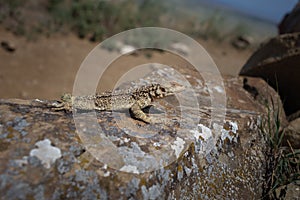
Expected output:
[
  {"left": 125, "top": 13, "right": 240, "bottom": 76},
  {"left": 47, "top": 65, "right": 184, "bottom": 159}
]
[{"left": 130, "top": 101, "right": 155, "bottom": 123}]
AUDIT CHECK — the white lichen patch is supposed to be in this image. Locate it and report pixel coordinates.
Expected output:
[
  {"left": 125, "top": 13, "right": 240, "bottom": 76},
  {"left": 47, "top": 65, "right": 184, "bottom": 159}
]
[
  {"left": 191, "top": 124, "right": 215, "bottom": 155},
  {"left": 184, "top": 166, "right": 192, "bottom": 176},
  {"left": 120, "top": 165, "right": 139, "bottom": 174},
  {"left": 177, "top": 166, "right": 184, "bottom": 181},
  {"left": 221, "top": 121, "right": 239, "bottom": 143},
  {"left": 153, "top": 142, "right": 161, "bottom": 147},
  {"left": 14, "top": 156, "right": 28, "bottom": 167},
  {"left": 247, "top": 116, "right": 261, "bottom": 130},
  {"left": 96, "top": 164, "right": 111, "bottom": 177},
  {"left": 190, "top": 129, "right": 201, "bottom": 140},
  {"left": 103, "top": 171, "right": 110, "bottom": 177},
  {"left": 30, "top": 138, "right": 62, "bottom": 169},
  {"left": 119, "top": 137, "right": 130, "bottom": 145},
  {"left": 103, "top": 164, "right": 110, "bottom": 177},
  {"left": 190, "top": 124, "right": 213, "bottom": 141},
  {"left": 198, "top": 124, "right": 213, "bottom": 140},
  {"left": 141, "top": 184, "right": 162, "bottom": 200},
  {"left": 171, "top": 137, "right": 185, "bottom": 158},
  {"left": 103, "top": 164, "right": 108, "bottom": 170},
  {"left": 230, "top": 121, "right": 238, "bottom": 134}
]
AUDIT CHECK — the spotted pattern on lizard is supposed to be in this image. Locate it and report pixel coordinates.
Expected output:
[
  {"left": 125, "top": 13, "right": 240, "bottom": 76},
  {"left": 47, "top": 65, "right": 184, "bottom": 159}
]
[{"left": 52, "top": 83, "right": 184, "bottom": 123}]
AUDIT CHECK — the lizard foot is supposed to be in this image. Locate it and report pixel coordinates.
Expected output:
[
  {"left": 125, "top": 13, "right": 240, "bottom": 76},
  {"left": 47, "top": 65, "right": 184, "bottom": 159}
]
[{"left": 50, "top": 93, "right": 73, "bottom": 112}]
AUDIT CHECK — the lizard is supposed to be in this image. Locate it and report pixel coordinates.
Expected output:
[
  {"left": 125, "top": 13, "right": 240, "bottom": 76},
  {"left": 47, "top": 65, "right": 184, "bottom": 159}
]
[{"left": 51, "top": 82, "right": 185, "bottom": 123}]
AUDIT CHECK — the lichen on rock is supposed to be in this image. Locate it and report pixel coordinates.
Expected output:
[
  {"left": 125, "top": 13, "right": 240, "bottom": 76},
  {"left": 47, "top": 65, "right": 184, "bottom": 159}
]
[
  {"left": 0, "top": 71, "right": 286, "bottom": 199},
  {"left": 30, "top": 138, "right": 62, "bottom": 169}
]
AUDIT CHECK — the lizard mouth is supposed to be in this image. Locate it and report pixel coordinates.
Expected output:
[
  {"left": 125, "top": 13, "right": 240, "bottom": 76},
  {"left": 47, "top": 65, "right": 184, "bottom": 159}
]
[{"left": 165, "top": 82, "right": 185, "bottom": 95}]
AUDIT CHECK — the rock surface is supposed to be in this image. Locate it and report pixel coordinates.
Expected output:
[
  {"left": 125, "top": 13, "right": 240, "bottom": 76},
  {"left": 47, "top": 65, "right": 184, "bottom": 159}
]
[
  {"left": 239, "top": 33, "right": 300, "bottom": 117},
  {"left": 278, "top": 2, "right": 300, "bottom": 34},
  {"left": 283, "top": 117, "right": 300, "bottom": 149},
  {"left": 0, "top": 68, "right": 286, "bottom": 199},
  {"left": 284, "top": 182, "right": 300, "bottom": 200}
]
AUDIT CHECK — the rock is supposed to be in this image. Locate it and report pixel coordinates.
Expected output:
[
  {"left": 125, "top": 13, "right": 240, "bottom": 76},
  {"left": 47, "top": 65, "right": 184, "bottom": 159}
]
[
  {"left": 288, "top": 110, "right": 300, "bottom": 121},
  {"left": 1, "top": 40, "right": 16, "bottom": 52},
  {"left": 239, "top": 33, "right": 300, "bottom": 116},
  {"left": 243, "top": 78, "right": 259, "bottom": 99},
  {"left": 278, "top": 2, "right": 300, "bottom": 34},
  {"left": 285, "top": 182, "right": 300, "bottom": 199},
  {"left": 231, "top": 35, "right": 253, "bottom": 50},
  {"left": 275, "top": 183, "right": 300, "bottom": 200},
  {"left": 0, "top": 71, "right": 287, "bottom": 199},
  {"left": 283, "top": 118, "right": 300, "bottom": 148}
]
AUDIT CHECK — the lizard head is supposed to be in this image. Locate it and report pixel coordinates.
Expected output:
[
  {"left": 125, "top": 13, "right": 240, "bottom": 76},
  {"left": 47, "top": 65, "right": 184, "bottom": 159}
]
[
  {"left": 151, "top": 82, "right": 185, "bottom": 98},
  {"left": 60, "top": 93, "right": 72, "bottom": 103}
]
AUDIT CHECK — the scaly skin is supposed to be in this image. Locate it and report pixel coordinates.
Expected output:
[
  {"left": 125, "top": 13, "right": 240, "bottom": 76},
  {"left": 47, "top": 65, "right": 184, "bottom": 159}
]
[{"left": 52, "top": 83, "right": 184, "bottom": 123}]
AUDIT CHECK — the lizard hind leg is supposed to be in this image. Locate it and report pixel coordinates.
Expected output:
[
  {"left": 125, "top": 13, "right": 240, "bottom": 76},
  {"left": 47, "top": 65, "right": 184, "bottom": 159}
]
[
  {"left": 51, "top": 93, "right": 73, "bottom": 112},
  {"left": 51, "top": 101, "right": 72, "bottom": 112}
]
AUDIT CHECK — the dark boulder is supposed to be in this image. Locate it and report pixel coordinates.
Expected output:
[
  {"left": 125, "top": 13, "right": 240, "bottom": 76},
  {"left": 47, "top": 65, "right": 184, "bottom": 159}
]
[
  {"left": 279, "top": 2, "right": 300, "bottom": 34},
  {"left": 240, "top": 33, "right": 300, "bottom": 117},
  {"left": 0, "top": 72, "right": 286, "bottom": 199}
]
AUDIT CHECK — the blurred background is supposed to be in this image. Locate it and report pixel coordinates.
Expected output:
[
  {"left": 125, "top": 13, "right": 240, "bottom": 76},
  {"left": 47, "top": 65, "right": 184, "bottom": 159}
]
[{"left": 0, "top": 0, "right": 297, "bottom": 99}]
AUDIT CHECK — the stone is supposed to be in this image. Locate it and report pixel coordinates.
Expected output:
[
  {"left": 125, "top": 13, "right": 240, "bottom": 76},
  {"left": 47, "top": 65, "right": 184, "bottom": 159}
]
[
  {"left": 278, "top": 2, "right": 300, "bottom": 34},
  {"left": 239, "top": 33, "right": 300, "bottom": 117},
  {"left": 1, "top": 40, "right": 16, "bottom": 52},
  {"left": 0, "top": 70, "right": 287, "bottom": 199},
  {"left": 285, "top": 182, "right": 300, "bottom": 200},
  {"left": 283, "top": 118, "right": 300, "bottom": 148}
]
